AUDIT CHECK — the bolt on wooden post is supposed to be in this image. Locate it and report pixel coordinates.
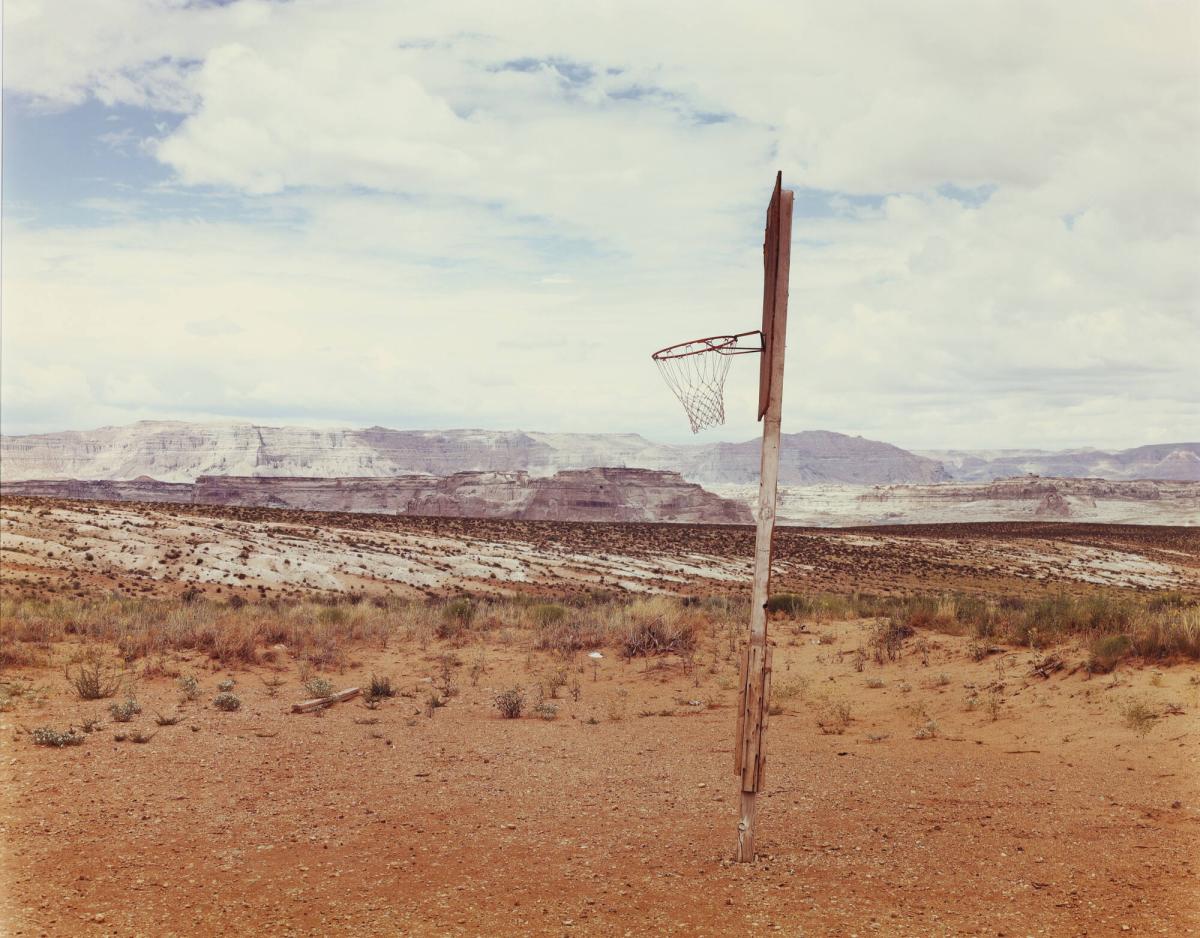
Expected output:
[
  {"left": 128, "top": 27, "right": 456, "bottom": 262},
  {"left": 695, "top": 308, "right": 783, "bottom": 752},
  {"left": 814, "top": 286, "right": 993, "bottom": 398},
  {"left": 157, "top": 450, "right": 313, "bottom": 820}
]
[{"left": 734, "top": 175, "right": 792, "bottom": 863}]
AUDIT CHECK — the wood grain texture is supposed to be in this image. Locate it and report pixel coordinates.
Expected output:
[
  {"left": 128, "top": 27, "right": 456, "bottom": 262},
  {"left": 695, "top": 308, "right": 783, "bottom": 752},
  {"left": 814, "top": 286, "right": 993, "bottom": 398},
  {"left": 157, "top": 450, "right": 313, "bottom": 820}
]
[{"left": 736, "top": 179, "right": 793, "bottom": 862}]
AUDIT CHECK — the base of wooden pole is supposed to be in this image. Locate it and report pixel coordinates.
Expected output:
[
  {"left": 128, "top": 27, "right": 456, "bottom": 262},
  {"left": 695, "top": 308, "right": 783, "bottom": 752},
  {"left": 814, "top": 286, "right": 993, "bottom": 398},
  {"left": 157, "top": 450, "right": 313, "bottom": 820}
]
[{"left": 735, "top": 790, "right": 757, "bottom": 862}]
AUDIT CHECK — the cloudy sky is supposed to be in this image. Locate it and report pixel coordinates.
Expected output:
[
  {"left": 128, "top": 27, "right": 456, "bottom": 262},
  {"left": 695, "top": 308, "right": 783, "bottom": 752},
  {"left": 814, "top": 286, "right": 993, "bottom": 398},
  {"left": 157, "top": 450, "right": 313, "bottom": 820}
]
[{"left": 2, "top": 0, "right": 1197, "bottom": 449}]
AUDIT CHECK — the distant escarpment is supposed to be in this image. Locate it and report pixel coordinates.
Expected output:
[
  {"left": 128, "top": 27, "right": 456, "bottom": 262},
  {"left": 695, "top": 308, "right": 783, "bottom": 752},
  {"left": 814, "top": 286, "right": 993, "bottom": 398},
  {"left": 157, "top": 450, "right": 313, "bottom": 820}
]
[
  {"left": 921, "top": 443, "right": 1200, "bottom": 482},
  {"left": 0, "top": 421, "right": 949, "bottom": 486},
  {"left": 0, "top": 476, "right": 193, "bottom": 503},
  {"left": 854, "top": 477, "right": 1198, "bottom": 525},
  {"left": 0, "top": 468, "right": 751, "bottom": 525}
]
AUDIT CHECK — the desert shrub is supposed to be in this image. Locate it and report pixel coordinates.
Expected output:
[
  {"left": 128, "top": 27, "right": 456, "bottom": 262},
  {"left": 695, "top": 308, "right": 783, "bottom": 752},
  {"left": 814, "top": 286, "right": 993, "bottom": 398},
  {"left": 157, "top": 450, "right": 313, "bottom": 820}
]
[
  {"left": 437, "top": 598, "right": 476, "bottom": 640},
  {"left": 913, "top": 719, "right": 939, "bottom": 740},
  {"left": 532, "top": 701, "right": 559, "bottom": 721},
  {"left": 0, "top": 639, "right": 49, "bottom": 669},
  {"left": 177, "top": 674, "right": 200, "bottom": 700},
  {"left": 366, "top": 674, "right": 395, "bottom": 700},
  {"left": 932, "top": 596, "right": 960, "bottom": 631},
  {"left": 529, "top": 604, "right": 568, "bottom": 628},
  {"left": 213, "top": 692, "right": 241, "bottom": 712},
  {"left": 1132, "top": 606, "right": 1200, "bottom": 660},
  {"left": 317, "top": 605, "right": 348, "bottom": 626},
  {"left": 618, "top": 601, "right": 699, "bottom": 658},
  {"left": 967, "top": 638, "right": 992, "bottom": 662},
  {"left": 606, "top": 688, "right": 630, "bottom": 722},
  {"left": 206, "top": 618, "right": 261, "bottom": 666},
  {"left": 154, "top": 712, "right": 181, "bottom": 726},
  {"left": 1146, "top": 591, "right": 1191, "bottom": 612},
  {"left": 108, "top": 698, "right": 141, "bottom": 722},
  {"left": 771, "top": 676, "right": 809, "bottom": 704},
  {"left": 1119, "top": 698, "right": 1159, "bottom": 737},
  {"left": 1088, "top": 633, "right": 1132, "bottom": 673},
  {"left": 303, "top": 677, "right": 334, "bottom": 698},
  {"left": 31, "top": 726, "right": 85, "bottom": 748},
  {"left": 871, "top": 619, "right": 912, "bottom": 663},
  {"left": 116, "top": 628, "right": 162, "bottom": 662},
  {"left": 433, "top": 653, "right": 460, "bottom": 699},
  {"left": 494, "top": 688, "right": 525, "bottom": 719},
  {"left": 65, "top": 657, "right": 122, "bottom": 700},
  {"left": 900, "top": 596, "right": 939, "bottom": 631},
  {"left": 954, "top": 595, "right": 995, "bottom": 636},
  {"left": 540, "top": 667, "right": 569, "bottom": 699},
  {"left": 766, "top": 593, "right": 810, "bottom": 616},
  {"left": 532, "top": 614, "right": 608, "bottom": 655},
  {"left": 814, "top": 697, "right": 852, "bottom": 735},
  {"left": 984, "top": 687, "right": 1004, "bottom": 720},
  {"left": 424, "top": 691, "right": 446, "bottom": 717},
  {"left": 217, "top": 679, "right": 235, "bottom": 692}
]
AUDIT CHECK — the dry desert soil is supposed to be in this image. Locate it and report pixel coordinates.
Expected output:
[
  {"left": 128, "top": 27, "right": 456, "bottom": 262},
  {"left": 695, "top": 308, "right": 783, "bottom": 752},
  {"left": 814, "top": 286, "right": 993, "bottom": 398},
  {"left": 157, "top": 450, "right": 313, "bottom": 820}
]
[{"left": 1, "top": 498, "right": 1198, "bottom": 936}]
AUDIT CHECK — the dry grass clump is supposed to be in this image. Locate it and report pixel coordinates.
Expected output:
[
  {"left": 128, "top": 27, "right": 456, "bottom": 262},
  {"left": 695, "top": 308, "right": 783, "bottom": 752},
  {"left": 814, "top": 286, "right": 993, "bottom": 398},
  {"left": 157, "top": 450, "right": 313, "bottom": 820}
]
[
  {"left": 4, "top": 589, "right": 1196, "bottom": 674},
  {"left": 530, "top": 606, "right": 609, "bottom": 655},
  {"left": 365, "top": 674, "right": 395, "bottom": 701},
  {"left": 0, "top": 595, "right": 395, "bottom": 669},
  {"left": 0, "top": 637, "right": 50, "bottom": 669},
  {"left": 618, "top": 598, "right": 700, "bottom": 658},
  {"left": 1118, "top": 698, "right": 1160, "bottom": 737},
  {"left": 526, "top": 597, "right": 711, "bottom": 657},
  {"left": 436, "top": 598, "right": 476, "bottom": 641},
  {"left": 1131, "top": 605, "right": 1200, "bottom": 660},
  {"left": 813, "top": 696, "right": 852, "bottom": 734},
  {"left": 811, "top": 590, "right": 1198, "bottom": 662},
  {"left": 766, "top": 593, "right": 855, "bottom": 621},
  {"left": 771, "top": 676, "right": 809, "bottom": 705},
  {"left": 528, "top": 603, "right": 568, "bottom": 628},
  {"left": 1088, "top": 633, "right": 1133, "bottom": 673}
]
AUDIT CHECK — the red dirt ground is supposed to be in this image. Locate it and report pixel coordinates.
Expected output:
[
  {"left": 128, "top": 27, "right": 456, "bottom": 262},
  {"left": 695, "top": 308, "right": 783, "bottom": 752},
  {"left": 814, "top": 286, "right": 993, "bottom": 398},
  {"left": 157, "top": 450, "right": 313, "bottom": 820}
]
[
  {"left": 1, "top": 502, "right": 1198, "bottom": 935},
  {"left": 2, "top": 620, "right": 1198, "bottom": 936}
]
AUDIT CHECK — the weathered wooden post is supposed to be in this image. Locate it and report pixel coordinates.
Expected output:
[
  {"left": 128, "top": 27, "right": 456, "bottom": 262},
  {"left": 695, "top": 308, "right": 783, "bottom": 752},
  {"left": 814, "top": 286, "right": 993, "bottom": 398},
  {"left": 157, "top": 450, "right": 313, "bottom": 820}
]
[
  {"left": 734, "top": 175, "right": 791, "bottom": 860},
  {"left": 650, "top": 172, "right": 793, "bottom": 862}
]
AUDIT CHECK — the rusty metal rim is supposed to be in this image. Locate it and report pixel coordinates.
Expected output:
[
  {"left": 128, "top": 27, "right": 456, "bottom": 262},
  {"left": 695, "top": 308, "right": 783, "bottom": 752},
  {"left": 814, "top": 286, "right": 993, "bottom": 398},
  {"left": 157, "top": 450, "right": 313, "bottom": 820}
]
[{"left": 650, "top": 330, "right": 763, "bottom": 361}]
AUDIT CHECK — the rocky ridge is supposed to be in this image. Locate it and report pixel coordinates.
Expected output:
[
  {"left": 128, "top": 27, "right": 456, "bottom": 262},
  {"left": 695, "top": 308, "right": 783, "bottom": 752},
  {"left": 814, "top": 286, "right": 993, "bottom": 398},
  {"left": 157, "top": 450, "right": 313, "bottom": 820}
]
[
  {"left": 920, "top": 443, "right": 1200, "bottom": 482},
  {"left": 0, "top": 468, "right": 751, "bottom": 525},
  {"left": 0, "top": 421, "right": 949, "bottom": 486}
]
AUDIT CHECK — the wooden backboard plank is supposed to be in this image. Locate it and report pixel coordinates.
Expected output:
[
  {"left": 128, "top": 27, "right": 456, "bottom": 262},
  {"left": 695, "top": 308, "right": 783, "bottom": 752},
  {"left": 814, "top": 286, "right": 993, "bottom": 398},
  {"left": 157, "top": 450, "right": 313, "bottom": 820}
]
[{"left": 758, "top": 172, "right": 789, "bottom": 420}]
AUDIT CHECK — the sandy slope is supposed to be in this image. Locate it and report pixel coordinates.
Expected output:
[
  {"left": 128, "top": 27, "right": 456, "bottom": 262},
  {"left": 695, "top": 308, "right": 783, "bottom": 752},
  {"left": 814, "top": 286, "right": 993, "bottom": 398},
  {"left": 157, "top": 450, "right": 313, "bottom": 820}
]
[{"left": 3, "top": 498, "right": 1198, "bottom": 603}]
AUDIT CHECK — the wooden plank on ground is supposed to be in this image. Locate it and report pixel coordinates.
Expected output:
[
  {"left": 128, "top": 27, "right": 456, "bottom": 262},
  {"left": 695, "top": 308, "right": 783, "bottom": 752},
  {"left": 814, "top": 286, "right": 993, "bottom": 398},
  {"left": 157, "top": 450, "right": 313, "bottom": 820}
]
[{"left": 291, "top": 687, "right": 360, "bottom": 713}]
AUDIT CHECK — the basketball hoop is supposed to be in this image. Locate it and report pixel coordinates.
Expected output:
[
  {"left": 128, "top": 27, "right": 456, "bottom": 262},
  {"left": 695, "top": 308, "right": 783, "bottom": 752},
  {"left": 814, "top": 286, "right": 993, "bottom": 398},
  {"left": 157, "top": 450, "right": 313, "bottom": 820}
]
[
  {"left": 648, "top": 172, "right": 794, "bottom": 863},
  {"left": 651, "top": 330, "right": 762, "bottom": 433}
]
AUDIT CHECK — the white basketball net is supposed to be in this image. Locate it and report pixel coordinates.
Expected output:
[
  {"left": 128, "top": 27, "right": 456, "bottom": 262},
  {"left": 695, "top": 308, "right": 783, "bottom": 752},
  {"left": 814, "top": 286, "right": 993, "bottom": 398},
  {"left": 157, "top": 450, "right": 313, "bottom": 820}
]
[{"left": 654, "top": 338, "right": 734, "bottom": 434}]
